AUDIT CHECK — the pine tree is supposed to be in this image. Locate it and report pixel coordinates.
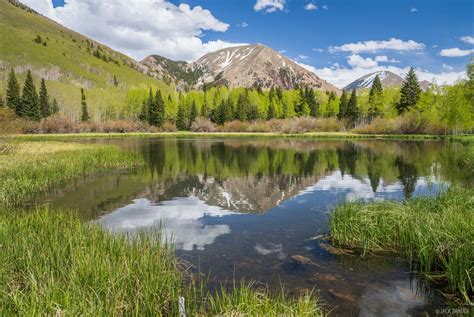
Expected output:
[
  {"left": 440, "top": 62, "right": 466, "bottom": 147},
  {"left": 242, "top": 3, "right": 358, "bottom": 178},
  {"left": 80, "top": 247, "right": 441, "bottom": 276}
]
[
  {"left": 153, "top": 90, "right": 165, "bottom": 127},
  {"left": 347, "top": 89, "right": 359, "bottom": 127},
  {"left": 337, "top": 90, "right": 348, "bottom": 120},
  {"left": 236, "top": 93, "right": 248, "bottom": 121},
  {"left": 80, "top": 88, "right": 89, "bottom": 122},
  {"left": 397, "top": 67, "right": 421, "bottom": 114},
  {"left": 113, "top": 75, "right": 119, "bottom": 87},
  {"left": 223, "top": 97, "right": 234, "bottom": 122},
  {"left": 368, "top": 75, "right": 383, "bottom": 120},
  {"left": 176, "top": 102, "right": 186, "bottom": 130},
  {"left": 308, "top": 88, "right": 319, "bottom": 117},
  {"left": 6, "top": 69, "right": 21, "bottom": 115},
  {"left": 51, "top": 98, "right": 59, "bottom": 114},
  {"left": 267, "top": 101, "right": 275, "bottom": 120},
  {"left": 189, "top": 101, "right": 197, "bottom": 127},
  {"left": 21, "top": 70, "right": 41, "bottom": 121},
  {"left": 39, "top": 78, "right": 50, "bottom": 118},
  {"left": 139, "top": 88, "right": 153, "bottom": 123}
]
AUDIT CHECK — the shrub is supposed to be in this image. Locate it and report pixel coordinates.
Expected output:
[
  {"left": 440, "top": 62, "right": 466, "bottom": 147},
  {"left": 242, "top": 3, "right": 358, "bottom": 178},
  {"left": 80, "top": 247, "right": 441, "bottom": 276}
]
[
  {"left": 161, "top": 121, "right": 177, "bottom": 132},
  {"left": 190, "top": 117, "right": 217, "bottom": 132},
  {"left": 397, "top": 111, "right": 428, "bottom": 134},
  {"left": 220, "top": 120, "right": 250, "bottom": 132},
  {"left": 352, "top": 117, "right": 399, "bottom": 134},
  {"left": 41, "top": 115, "right": 75, "bottom": 133}
]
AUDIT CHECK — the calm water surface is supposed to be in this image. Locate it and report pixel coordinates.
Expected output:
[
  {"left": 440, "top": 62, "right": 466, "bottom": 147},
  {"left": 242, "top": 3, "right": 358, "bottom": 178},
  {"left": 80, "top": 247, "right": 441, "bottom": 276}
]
[{"left": 43, "top": 138, "right": 472, "bottom": 316}]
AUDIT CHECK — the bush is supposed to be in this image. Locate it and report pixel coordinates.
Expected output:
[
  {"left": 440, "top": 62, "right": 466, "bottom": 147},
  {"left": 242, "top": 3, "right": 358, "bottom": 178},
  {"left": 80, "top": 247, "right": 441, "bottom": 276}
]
[
  {"left": 219, "top": 120, "right": 250, "bottom": 132},
  {"left": 41, "top": 115, "right": 75, "bottom": 133},
  {"left": 190, "top": 117, "right": 217, "bottom": 132},
  {"left": 352, "top": 117, "right": 399, "bottom": 134},
  {"left": 397, "top": 111, "right": 428, "bottom": 134}
]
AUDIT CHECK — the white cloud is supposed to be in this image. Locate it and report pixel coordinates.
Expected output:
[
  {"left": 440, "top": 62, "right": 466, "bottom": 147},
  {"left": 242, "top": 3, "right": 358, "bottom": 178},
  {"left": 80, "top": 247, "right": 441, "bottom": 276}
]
[
  {"left": 442, "top": 64, "right": 454, "bottom": 71},
  {"left": 322, "top": 5, "right": 328, "bottom": 10},
  {"left": 254, "top": 0, "right": 286, "bottom": 13},
  {"left": 460, "top": 35, "right": 474, "bottom": 45},
  {"left": 329, "top": 38, "right": 425, "bottom": 53},
  {"left": 347, "top": 54, "right": 379, "bottom": 68},
  {"left": 279, "top": 49, "right": 287, "bottom": 53},
  {"left": 19, "top": 0, "right": 239, "bottom": 62},
  {"left": 439, "top": 47, "right": 474, "bottom": 57},
  {"left": 237, "top": 21, "right": 249, "bottom": 28},
  {"left": 313, "top": 48, "right": 325, "bottom": 52},
  {"left": 298, "top": 54, "right": 309, "bottom": 59},
  {"left": 304, "top": 3, "right": 317, "bottom": 10},
  {"left": 410, "top": 8, "right": 417, "bottom": 13}
]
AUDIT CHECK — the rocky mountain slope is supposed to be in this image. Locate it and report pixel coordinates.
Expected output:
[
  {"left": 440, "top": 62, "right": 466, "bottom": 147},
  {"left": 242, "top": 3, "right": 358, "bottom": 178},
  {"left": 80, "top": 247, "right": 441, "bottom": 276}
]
[
  {"left": 344, "top": 70, "right": 432, "bottom": 91},
  {"left": 142, "top": 44, "right": 340, "bottom": 93},
  {"left": 344, "top": 71, "right": 404, "bottom": 91}
]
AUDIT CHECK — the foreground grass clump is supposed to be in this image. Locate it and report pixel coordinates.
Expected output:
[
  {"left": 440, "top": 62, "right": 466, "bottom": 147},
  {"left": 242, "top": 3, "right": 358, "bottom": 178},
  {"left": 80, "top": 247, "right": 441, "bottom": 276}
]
[
  {"left": 0, "top": 141, "right": 143, "bottom": 206},
  {"left": 330, "top": 187, "right": 474, "bottom": 303},
  {"left": 0, "top": 208, "right": 324, "bottom": 316}
]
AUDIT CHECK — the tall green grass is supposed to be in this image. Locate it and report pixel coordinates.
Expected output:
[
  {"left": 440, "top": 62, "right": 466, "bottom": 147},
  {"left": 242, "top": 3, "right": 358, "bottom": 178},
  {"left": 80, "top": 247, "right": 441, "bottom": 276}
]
[
  {"left": 0, "top": 207, "right": 324, "bottom": 316},
  {"left": 0, "top": 141, "right": 143, "bottom": 206},
  {"left": 330, "top": 187, "right": 474, "bottom": 303}
]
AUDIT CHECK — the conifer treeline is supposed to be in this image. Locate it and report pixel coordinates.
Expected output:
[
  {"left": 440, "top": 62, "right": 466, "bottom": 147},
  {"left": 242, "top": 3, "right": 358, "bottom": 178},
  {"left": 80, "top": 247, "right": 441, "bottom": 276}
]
[{"left": 5, "top": 69, "right": 58, "bottom": 121}]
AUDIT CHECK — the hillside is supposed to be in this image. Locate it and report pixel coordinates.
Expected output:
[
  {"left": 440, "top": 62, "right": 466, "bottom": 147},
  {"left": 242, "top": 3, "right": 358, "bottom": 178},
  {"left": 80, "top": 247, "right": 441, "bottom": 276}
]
[
  {"left": 142, "top": 44, "right": 340, "bottom": 93},
  {"left": 0, "top": 0, "right": 170, "bottom": 120}
]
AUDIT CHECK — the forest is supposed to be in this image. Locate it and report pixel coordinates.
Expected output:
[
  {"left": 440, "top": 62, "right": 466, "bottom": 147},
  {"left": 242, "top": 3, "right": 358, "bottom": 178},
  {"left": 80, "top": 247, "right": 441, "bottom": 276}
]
[{"left": 2, "top": 63, "right": 473, "bottom": 135}]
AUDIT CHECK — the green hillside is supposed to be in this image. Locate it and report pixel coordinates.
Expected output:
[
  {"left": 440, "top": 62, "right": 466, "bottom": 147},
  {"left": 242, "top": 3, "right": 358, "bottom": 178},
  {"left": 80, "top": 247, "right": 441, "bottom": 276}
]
[{"left": 0, "top": 0, "right": 172, "bottom": 121}]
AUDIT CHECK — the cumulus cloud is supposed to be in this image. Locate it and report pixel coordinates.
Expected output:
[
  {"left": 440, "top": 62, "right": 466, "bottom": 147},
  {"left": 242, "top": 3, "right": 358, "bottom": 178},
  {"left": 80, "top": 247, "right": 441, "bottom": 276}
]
[
  {"left": 313, "top": 48, "right": 325, "bottom": 52},
  {"left": 298, "top": 54, "right": 309, "bottom": 59},
  {"left": 237, "top": 21, "right": 249, "bottom": 28},
  {"left": 304, "top": 3, "right": 317, "bottom": 10},
  {"left": 322, "top": 5, "right": 328, "bottom": 10},
  {"left": 439, "top": 47, "right": 474, "bottom": 57},
  {"left": 254, "top": 0, "right": 286, "bottom": 13},
  {"left": 460, "top": 35, "right": 474, "bottom": 45},
  {"left": 19, "top": 0, "right": 239, "bottom": 61},
  {"left": 410, "top": 8, "right": 417, "bottom": 13},
  {"left": 329, "top": 38, "right": 425, "bottom": 53},
  {"left": 347, "top": 54, "right": 379, "bottom": 68}
]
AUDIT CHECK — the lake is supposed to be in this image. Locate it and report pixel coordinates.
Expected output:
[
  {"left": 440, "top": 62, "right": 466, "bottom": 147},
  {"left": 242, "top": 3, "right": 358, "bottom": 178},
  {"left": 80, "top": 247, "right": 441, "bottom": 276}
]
[{"left": 41, "top": 138, "right": 471, "bottom": 316}]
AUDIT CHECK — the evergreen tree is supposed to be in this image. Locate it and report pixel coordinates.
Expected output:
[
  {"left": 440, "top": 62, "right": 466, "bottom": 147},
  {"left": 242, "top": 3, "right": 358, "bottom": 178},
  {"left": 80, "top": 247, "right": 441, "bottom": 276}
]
[
  {"left": 139, "top": 88, "right": 153, "bottom": 123},
  {"left": 368, "top": 75, "right": 383, "bottom": 120},
  {"left": 223, "top": 97, "right": 234, "bottom": 122},
  {"left": 308, "top": 88, "right": 319, "bottom": 117},
  {"left": 151, "top": 90, "right": 165, "bottom": 127},
  {"left": 176, "top": 102, "right": 186, "bottom": 130},
  {"left": 80, "top": 88, "right": 89, "bottom": 122},
  {"left": 113, "top": 75, "right": 119, "bottom": 87},
  {"left": 267, "top": 101, "right": 276, "bottom": 120},
  {"left": 6, "top": 69, "right": 21, "bottom": 115},
  {"left": 397, "top": 67, "right": 421, "bottom": 114},
  {"left": 51, "top": 98, "right": 59, "bottom": 114},
  {"left": 39, "top": 78, "right": 50, "bottom": 118},
  {"left": 337, "top": 90, "right": 348, "bottom": 120},
  {"left": 347, "top": 89, "right": 359, "bottom": 127},
  {"left": 21, "top": 70, "right": 41, "bottom": 121},
  {"left": 189, "top": 101, "right": 197, "bottom": 127},
  {"left": 248, "top": 102, "right": 259, "bottom": 121},
  {"left": 236, "top": 93, "right": 248, "bottom": 121}
]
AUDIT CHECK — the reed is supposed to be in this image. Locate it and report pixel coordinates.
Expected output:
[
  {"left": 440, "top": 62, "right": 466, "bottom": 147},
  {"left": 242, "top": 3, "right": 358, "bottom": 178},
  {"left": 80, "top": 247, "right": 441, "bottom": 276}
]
[
  {"left": 330, "top": 187, "right": 474, "bottom": 303},
  {"left": 0, "top": 141, "right": 143, "bottom": 206}
]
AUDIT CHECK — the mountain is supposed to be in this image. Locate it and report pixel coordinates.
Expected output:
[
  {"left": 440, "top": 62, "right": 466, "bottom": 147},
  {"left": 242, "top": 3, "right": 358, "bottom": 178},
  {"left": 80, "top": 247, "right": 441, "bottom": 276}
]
[
  {"left": 344, "top": 70, "right": 433, "bottom": 91},
  {"left": 142, "top": 44, "right": 340, "bottom": 93},
  {"left": 343, "top": 71, "right": 404, "bottom": 91},
  {"left": 0, "top": 0, "right": 170, "bottom": 119}
]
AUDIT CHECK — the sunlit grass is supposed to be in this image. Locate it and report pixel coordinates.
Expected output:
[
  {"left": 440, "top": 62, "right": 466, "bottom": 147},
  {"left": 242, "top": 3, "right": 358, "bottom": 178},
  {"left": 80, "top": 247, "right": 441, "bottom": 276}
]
[
  {"left": 0, "top": 141, "right": 143, "bottom": 206},
  {"left": 330, "top": 187, "right": 474, "bottom": 303},
  {"left": 0, "top": 207, "right": 324, "bottom": 316}
]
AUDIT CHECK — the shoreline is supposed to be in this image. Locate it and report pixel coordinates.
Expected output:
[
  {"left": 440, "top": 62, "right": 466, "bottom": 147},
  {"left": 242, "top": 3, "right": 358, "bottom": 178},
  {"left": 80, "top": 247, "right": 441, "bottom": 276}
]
[{"left": 7, "top": 132, "right": 474, "bottom": 142}]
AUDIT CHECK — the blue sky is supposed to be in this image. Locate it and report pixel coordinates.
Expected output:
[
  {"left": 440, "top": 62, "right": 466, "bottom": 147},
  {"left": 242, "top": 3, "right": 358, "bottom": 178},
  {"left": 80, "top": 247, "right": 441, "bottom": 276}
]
[{"left": 30, "top": 0, "right": 474, "bottom": 87}]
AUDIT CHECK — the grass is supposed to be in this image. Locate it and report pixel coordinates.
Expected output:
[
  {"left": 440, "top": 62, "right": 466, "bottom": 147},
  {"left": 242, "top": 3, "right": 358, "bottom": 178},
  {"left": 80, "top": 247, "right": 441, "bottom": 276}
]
[
  {"left": 0, "top": 207, "right": 324, "bottom": 316},
  {"left": 330, "top": 187, "right": 474, "bottom": 303},
  {"left": 11, "top": 131, "right": 474, "bottom": 142},
  {"left": 0, "top": 141, "right": 144, "bottom": 206}
]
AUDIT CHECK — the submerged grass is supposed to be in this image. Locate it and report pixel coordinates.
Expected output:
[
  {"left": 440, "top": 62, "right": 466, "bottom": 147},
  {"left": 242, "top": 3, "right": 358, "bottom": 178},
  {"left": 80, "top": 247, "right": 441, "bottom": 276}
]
[
  {"left": 330, "top": 187, "right": 474, "bottom": 303},
  {"left": 0, "top": 141, "right": 143, "bottom": 206},
  {"left": 0, "top": 207, "right": 324, "bottom": 316}
]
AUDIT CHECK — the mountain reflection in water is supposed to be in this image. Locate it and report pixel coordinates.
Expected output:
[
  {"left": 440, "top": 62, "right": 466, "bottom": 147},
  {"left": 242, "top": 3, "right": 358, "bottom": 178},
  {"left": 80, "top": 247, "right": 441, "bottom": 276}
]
[{"left": 42, "top": 138, "right": 471, "bottom": 316}]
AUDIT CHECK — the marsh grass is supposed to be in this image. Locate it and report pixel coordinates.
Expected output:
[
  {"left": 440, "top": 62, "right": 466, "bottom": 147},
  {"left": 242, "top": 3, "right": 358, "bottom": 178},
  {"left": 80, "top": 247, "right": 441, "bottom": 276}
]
[
  {"left": 330, "top": 187, "right": 474, "bottom": 303},
  {"left": 0, "top": 207, "right": 324, "bottom": 316},
  {"left": 0, "top": 141, "right": 143, "bottom": 206}
]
